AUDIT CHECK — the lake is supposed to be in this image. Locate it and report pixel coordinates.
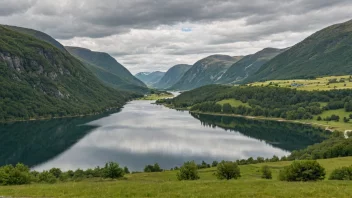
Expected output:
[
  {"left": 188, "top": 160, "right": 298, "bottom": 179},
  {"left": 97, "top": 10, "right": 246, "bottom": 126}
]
[{"left": 0, "top": 100, "right": 329, "bottom": 171}]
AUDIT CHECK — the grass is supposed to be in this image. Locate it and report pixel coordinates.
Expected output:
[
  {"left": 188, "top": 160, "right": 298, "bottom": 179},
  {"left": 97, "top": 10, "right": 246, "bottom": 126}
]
[
  {"left": 1, "top": 157, "right": 352, "bottom": 197},
  {"left": 139, "top": 93, "right": 174, "bottom": 100},
  {"left": 302, "top": 108, "right": 352, "bottom": 131},
  {"left": 249, "top": 75, "right": 352, "bottom": 91},
  {"left": 217, "top": 99, "right": 250, "bottom": 107}
]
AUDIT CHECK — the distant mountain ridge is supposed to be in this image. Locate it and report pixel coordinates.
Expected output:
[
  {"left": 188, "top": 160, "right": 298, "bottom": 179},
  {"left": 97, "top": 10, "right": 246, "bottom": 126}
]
[
  {"left": 218, "top": 48, "right": 287, "bottom": 84},
  {"left": 65, "top": 46, "right": 147, "bottom": 93},
  {"left": 153, "top": 64, "right": 192, "bottom": 89},
  {"left": 246, "top": 19, "right": 352, "bottom": 82},
  {"left": 135, "top": 71, "right": 165, "bottom": 87},
  {"left": 170, "top": 55, "right": 243, "bottom": 90}
]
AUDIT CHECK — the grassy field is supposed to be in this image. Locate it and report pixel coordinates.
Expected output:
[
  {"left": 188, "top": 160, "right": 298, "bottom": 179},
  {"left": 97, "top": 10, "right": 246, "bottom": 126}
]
[
  {"left": 1, "top": 157, "right": 352, "bottom": 197},
  {"left": 217, "top": 99, "right": 250, "bottom": 107},
  {"left": 248, "top": 75, "right": 352, "bottom": 91},
  {"left": 138, "top": 93, "right": 174, "bottom": 100}
]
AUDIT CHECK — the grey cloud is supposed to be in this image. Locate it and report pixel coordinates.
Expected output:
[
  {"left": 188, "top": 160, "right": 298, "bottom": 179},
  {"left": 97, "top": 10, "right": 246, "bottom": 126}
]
[{"left": 0, "top": 0, "right": 36, "bottom": 16}]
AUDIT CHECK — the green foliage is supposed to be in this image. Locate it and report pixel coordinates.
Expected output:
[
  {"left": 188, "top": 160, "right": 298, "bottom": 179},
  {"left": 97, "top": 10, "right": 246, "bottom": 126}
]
[
  {"left": 166, "top": 85, "right": 352, "bottom": 121},
  {"left": 246, "top": 20, "right": 352, "bottom": 82},
  {"left": 279, "top": 160, "right": 325, "bottom": 181},
  {"left": 144, "top": 163, "right": 162, "bottom": 172},
  {"left": 49, "top": 168, "right": 62, "bottom": 178},
  {"left": 289, "top": 135, "right": 352, "bottom": 160},
  {"left": 329, "top": 166, "right": 352, "bottom": 180},
  {"left": 216, "top": 161, "right": 241, "bottom": 180},
  {"left": 0, "top": 26, "right": 139, "bottom": 122},
  {"left": 177, "top": 161, "right": 200, "bottom": 181},
  {"left": 103, "top": 162, "right": 124, "bottom": 179},
  {"left": 38, "top": 171, "right": 57, "bottom": 184},
  {"left": 261, "top": 165, "right": 272, "bottom": 179},
  {"left": 211, "top": 161, "right": 219, "bottom": 167},
  {"left": 0, "top": 163, "right": 31, "bottom": 185}
]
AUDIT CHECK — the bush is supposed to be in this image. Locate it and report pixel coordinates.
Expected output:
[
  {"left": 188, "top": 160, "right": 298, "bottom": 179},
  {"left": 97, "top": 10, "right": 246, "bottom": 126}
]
[
  {"left": 177, "top": 161, "right": 199, "bottom": 181},
  {"left": 212, "top": 161, "right": 219, "bottom": 167},
  {"left": 123, "top": 166, "right": 130, "bottom": 174},
  {"left": 144, "top": 163, "right": 162, "bottom": 172},
  {"left": 329, "top": 166, "right": 352, "bottom": 180},
  {"left": 49, "top": 168, "right": 62, "bottom": 178},
  {"left": 103, "top": 162, "right": 124, "bottom": 179},
  {"left": 0, "top": 164, "right": 31, "bottom": 185},
  {"left": 216, "top": 161, "right": 241, "bottom": 180},
  {"left": 261, "top": 165, "right": 272, "bottom": 179},
  {"left": 279, "top": 160, "right": 325, "bottom": 181},
  {"left": 38, "top": 171, "right": 57, "bottom": 184}
]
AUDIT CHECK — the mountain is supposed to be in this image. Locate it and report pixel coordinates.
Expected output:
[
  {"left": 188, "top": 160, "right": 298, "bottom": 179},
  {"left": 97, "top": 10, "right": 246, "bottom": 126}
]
[
  {"left": 4, "top": 25, "right": 67, "bottom": 53},
  {"left": 246, "top": 19, "right": 352, "bottom": 82},
  {"left": 135, "top": 71, "right": 165, "bottom": 87},
  {"left": 218, "top": 48, "right": 286, "bottom": 84},
  {"left": 0, "top": 25, "right": 137, "bottom": 121},
  {"left": 170, "top": 55, "right": 243, "bottom": 90},
  {"left": 153, "top": 64, "right": 192, "bottom": 89},
  {"left": 65, "top": 47, "right": 148, "bottom": 93}
]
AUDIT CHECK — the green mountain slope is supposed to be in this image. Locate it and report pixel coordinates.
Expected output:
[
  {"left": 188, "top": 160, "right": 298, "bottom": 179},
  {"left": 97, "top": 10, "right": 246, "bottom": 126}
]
[
  {"left": 153, "top": 64, "right": 191, "bottom": 89},
  {"left": 4, "top": 25, "right": 67, "bottom": 52},
  {"left": 65, "top": 47, "right": 147, "bottom": 93},
  {"left": 218, "top": 48, "right": 286, "bottom": 84},
  {"left": 171, "top": 55, "right": 242, "bottom": 90},
  {"left": 0, "top": 25, "right": 137, "bottom": 121},
  {"left": 247, "top": 19, "right": 352, "bottom": 82},
  {"left": 135, "top": 71, "right": 165, "bottom": 87}
]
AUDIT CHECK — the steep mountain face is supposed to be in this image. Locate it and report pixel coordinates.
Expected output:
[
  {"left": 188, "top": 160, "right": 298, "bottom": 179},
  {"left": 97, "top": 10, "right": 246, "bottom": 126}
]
[
  {"left": 247, "top": 19, "right": 352, "bottom": 82},
  {"left": 65, "top": 47, "right": 147, "bottom": 93},
  {"left": 135, "top": 71, "right": 165, "bottom": 87},
  {"left": 4, "top": 25, "right": 67, "bottom": 52},
  {"left": 218, "top": 48, "right": 286, "bottom": 84},
  {"left": 171, "top": 55, "right": 242, "bottom": 90},
  {"left": 153, "top": 64, "right": 192, "bottom": 89},
  {"left": 0, "top": 25, "right": 136, "bottom": 121}
]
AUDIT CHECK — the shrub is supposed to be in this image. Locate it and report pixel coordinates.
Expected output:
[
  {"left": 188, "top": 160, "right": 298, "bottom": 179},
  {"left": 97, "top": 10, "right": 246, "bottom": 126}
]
[
  {"left": 261, "top": 165, "right": 272, "bottom": 179},
  {"left": 279, "top": 160, "right": 325, "bottom": 181},
  {"left": 216, "top": 161, "right": 241, "bottom": 180},
  {"left": 103, "top": 162, "right": 124, "bottom": 179},
  {"left": 144, "top": 163, "right": 162, "bottom": 172},
  {"left": 73, "top": 169, "right": 85, "bottom": 180},
  {"left": 177, "top": 161, "right": 199, "bottom": 181},
  {"left": 329, "top": 166, "right": 352, "bottom": 180},
  {"left": 49, "top": 168, "right": 62, "bottom": 178},
  {"left": 38, "top": 171, "right": 57, "bottom": 184},
  {"left": 0, "top": 164, "right": 31, "bottom": 185},
  {"left": 212, "top": 161, "right": 219, "bottom": 167},
  {"left": 124, "top": 166, "right": 130, "bottom": 174}
]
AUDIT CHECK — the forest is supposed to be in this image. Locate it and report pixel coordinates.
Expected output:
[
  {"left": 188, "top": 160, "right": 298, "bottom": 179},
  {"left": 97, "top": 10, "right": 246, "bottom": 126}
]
[{"left": 158, "top": 85, "right": 352, "bottom": 120}]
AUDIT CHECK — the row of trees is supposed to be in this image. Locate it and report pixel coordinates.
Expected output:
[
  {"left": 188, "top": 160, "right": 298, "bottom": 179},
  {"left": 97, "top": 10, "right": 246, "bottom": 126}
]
[{"left": 160, "top": 85, "right": 352, "bottom": 121}]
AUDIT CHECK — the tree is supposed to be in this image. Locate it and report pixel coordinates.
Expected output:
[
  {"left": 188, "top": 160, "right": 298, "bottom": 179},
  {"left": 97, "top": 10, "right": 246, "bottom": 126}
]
[
  {"left": 103, "top": 162, "right": 124, "bottom": 179},
  {"left": 317, "top": 116, "right": 322, "bottom": 121},
  {"left": 0, "top": 163, "right": 31, "bottom": 185},
  {"left": 261, "top": 165, "right": 272, "bottom": 179},
  {"left": 38, "top": 171, "right": 57, "bottom": 184},
  {"left": 216, "top": 161, "right": 241, "bottom": 180},
  {"left": 279, "top": 160, "right": 325, "bottom": 181},
  {"left": 222, "top": 103, "right": 232, "bottom": 114},
  {"left": 177, "top": 161, "right": 199, "bottom": 181},
  {"left": 123, "top": 166, "right": 130, "bottom": 174},
  {"left": 212, "top": 161, "right": 219, "bottom": 167},
  {"left": 329, "top": 166, "right": 352, "bottom": 180},
  {"left": 49, "top": 168, "right": 62, "bottom": 178}
]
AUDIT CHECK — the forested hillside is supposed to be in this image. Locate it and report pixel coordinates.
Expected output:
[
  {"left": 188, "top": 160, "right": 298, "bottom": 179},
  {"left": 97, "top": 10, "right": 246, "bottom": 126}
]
[
  {"left": 171, "top": 55, "right": 242, "bottom": 90},
  {"left": 218, "top": 48, "right": 286, "bottom": 84},
  {"left": 247, "top": 19, "right": 352, "bottom": 82},
  {"left": 0, "top": 26, "right": 138, "bottom": 121},
  {"left": 153, "top": 64, "right": 191, "bottom": 89},
  {"left": 65, "top": 47, "right": 148, "bottom": 93}
]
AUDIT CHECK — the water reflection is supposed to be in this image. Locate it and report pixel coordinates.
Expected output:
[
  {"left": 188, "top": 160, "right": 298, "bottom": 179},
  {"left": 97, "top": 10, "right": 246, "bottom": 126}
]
[{"left": 0, "top": 101, "right": 328, "bottom": 171}]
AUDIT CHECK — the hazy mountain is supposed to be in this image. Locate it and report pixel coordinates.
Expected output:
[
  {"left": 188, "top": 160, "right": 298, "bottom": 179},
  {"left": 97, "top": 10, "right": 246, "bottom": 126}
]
[
  {"left": 0, "top": 25, "right": 137, "bottom": 121},
  {"left": 153, "top": 64, "right": 192, "bottom": 89},
  {"left": 218, "top": 48, "right": 286, "bottom": 84},
  {"left": 135, "top": 71, "right": 165, "bottom": 87},
  {"left": 170, "top": 55, "right": 243, "bottom": 90},
  {"left": 246, "top": 19, "right": 352, "bottom": 82},
  {"left": 65, "top": 47, "right": 148, "bottom": 93}
]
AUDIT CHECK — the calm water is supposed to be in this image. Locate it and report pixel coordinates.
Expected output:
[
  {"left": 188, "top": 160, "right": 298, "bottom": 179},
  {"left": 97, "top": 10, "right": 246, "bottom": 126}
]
[{"left": 0, "top": 101, "right": 328, "bottom": 171}]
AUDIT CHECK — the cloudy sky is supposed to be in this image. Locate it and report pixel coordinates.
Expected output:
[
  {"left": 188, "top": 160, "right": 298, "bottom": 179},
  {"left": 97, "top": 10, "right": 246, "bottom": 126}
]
[{"left": 1, "top": 0, "right": 352, "bottom": 74}]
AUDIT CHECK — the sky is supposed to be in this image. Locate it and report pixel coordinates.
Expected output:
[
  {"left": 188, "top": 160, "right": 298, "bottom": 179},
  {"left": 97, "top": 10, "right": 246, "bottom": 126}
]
[{"left": 0, "top": 0, "right": 352, "bottom": 74}]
